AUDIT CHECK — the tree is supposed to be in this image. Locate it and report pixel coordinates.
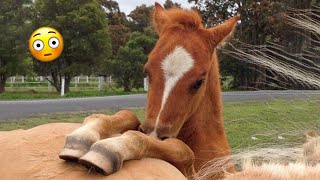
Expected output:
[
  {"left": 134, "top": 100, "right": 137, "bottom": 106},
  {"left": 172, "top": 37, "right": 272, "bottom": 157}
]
[
  {"left": 100, "top": 0, "right": 131, "bottom": 56},
  {"left": 32, "top": 0, "right": 111, "bottom": 93},
  {"left": 164, "top": 0, "right": 181, "bottom": 9},
  {"left": 128, "top": 4, "right": 154, "bottom": 33},
  {"left": 111, "top": 32, "right": 156, "bottom": 91},
  {"left": 126, "top": 32, "right": 157, "bottom": 54},
  {"left": 0, "top": 0, "right": 32, "bottom": 93},
  {"left": 189, "top": 0, "right": 317, "bottom": 89},
  {"left": 112, "top": 46, "right": 146, "bottom": 91}
]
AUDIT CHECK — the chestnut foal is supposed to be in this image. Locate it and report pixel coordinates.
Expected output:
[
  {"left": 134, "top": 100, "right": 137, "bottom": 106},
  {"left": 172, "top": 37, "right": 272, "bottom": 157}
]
[{"left": 60, "top": 3, "right": 239, "bottom": 179}]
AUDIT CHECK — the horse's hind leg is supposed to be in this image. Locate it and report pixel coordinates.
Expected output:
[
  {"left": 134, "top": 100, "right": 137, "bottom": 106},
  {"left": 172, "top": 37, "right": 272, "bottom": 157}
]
[
  {"left": 78, "top": 131, "right": 195, "bottom": 178},
  {"left": 59, "top": 110, "right": 140, "bottom": 161}
]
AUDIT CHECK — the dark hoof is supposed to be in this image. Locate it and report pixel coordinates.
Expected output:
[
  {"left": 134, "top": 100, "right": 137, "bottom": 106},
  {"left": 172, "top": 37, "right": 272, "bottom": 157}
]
[
  {"left": 59, "top": 148, "right": 87, "bottom": 161},
  {"left": 79, "top": 146, "right": 122, "bottom": 176},
  {"left": 59, "top": 136, "right": 94, "bottom": 161}
]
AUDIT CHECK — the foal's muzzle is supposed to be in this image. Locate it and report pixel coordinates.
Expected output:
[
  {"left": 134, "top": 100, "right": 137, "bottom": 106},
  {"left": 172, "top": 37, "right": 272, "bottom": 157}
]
[{"left": 139, "top": 124, "right": 175, "bottom": 140}]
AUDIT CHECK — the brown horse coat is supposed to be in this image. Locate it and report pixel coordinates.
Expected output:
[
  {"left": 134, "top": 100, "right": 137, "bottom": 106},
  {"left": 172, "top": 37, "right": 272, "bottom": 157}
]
[{"left": 0, "top": 123, "right": 186, "bottom": 180}]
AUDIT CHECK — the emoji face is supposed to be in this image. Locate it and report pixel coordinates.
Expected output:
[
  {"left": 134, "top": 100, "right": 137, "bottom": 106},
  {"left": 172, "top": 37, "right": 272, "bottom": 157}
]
[{"left": 29, "top": 27, "right": 64, "bottom": 62}]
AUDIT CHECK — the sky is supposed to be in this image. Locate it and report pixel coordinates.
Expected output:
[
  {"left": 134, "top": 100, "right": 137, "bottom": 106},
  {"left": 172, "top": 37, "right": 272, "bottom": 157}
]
[{"left": 116, "top": 0, "right": 194, "bottom": 15}]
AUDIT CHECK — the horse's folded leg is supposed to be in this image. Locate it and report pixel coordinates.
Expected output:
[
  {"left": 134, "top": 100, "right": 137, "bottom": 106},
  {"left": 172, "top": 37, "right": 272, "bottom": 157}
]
[
  {"left": 59, "top": 110, "right": 140, "bottom": 161},
  {"left": 78, "top": 131, "right": 195, "bottom": 177},
  {"left": 146, "top": 138, "right": 196, "bottom": 178},
  {"left": 79, "top": 130, "right": 148, "bottom": 175}
]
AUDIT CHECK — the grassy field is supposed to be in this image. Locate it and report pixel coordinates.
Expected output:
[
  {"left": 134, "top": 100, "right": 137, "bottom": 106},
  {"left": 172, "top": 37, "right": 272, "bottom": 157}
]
[
  {"left": 0, "top": 108, "right": 146, "bottom": 131},
  {"left": 0, "top": 99, "right": 319, "bottom": 150},
  {"left": 0, "top": 90, "right": 145, "bottom": 100},
  {"left": 224, "top": 98, "right": 320, "bottom": 149},
  {"left": 1, "top": 79, "right": 145, "bottom": 100}
]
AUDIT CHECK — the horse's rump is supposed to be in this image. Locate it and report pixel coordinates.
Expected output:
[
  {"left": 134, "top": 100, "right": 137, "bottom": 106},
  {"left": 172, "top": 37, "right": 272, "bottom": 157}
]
[{"left": 0, "top": 123, "right": 186, "bottom": 180}]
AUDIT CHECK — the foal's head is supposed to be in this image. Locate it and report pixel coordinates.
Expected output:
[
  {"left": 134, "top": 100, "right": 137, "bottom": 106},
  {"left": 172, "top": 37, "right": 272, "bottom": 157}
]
[{"left": 140, "top": 3, "right": 239, "bottom": 140}]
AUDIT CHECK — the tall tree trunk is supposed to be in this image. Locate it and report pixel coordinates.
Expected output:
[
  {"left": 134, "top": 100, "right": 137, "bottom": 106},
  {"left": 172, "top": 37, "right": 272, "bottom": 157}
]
[
  {"left": 123, "top": 79, "right": 131, "bottom": 92},
  {"left": 64, "top": 76, "right": 71, "bottom": 93},
  {"left": 51, "top": 72, "right": 72, "bottom": 93},
  {"left": 124, "top": 87, "right": 131, "bottom": 92},
  {"left": 0, "top": 84, "right": 5, "bottom": 94},
  {"left": 122, "top": 75, "right": 132, "bottom": 92},
  {"left": 0, "top": 75, "right": 6, "bottom": 94},
  {"left": 123, "top": 84, "right": 131, "bottom": 92}
]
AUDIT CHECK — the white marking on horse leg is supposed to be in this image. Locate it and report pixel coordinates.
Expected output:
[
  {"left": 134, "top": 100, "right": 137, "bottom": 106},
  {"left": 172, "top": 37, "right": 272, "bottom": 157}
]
[{"left": 150, "top": 46, "right": 195, "bottom": 137}]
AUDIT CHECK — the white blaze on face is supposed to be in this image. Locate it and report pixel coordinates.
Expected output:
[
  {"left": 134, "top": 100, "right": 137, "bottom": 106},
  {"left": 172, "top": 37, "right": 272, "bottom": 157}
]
[{"left": 150, "top": 46, "right": 195, "bottom": 138}]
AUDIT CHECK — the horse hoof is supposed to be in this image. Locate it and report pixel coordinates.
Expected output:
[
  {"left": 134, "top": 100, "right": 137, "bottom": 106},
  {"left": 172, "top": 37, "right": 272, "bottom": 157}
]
[
  {"left": 59, "top": 135, "right": 96, "bottom": 161},
  {"left": 59, "top": 148, "right": 87, "bottom": 162},
  {"left": 79, "top": 146, "right": 122, "bottom": 175}
]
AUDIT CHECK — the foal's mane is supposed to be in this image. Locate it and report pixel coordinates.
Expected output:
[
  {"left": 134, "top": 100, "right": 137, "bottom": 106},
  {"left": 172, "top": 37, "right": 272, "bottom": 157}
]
[
  {"left": 155, "top": 8, "right": 204, "bottom": 31},
  {"left": 154, "top": 6, "right": 239, "bottom": 49}
]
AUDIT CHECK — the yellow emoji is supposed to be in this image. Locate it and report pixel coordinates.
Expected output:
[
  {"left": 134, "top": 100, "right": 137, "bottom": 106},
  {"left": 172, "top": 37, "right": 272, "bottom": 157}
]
[{"left": 29, "top": 27, "right": 64, "bottom": 62}]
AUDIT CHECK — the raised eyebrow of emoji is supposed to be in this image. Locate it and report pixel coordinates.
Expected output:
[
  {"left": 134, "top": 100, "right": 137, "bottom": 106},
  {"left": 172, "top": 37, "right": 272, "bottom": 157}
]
[
  {"left": 48, "top": 31, "right": 56, "bottom": 34},
  {"left": 33, "top": 33, "right": 41, "bottom": 37}
]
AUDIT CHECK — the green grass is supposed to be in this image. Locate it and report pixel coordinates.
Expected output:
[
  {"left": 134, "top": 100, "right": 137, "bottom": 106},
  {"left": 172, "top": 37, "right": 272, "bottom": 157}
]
[
  {"left": 224, "top": 98, "right": 320, "bottom": 149},
  {"left": 0, "top": 89, "right": 145, "bottom": 100},
  {"left": 1, "top": 82, "right": 145, "bottom": 100},
  {"left": 0, "top": 99, "right": 319, "bottom": 150},
  {"left": 0, "top": 109, "right": 146, "bottom": 131}
]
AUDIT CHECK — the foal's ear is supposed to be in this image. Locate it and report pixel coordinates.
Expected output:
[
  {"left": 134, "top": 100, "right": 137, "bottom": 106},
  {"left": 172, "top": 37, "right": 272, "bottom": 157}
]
[
  {"left": 153, "top": 2, "right": 169, "bottom": 34},
  {"left": 207, "top": 16, "right": 240, "bottom": 46}
]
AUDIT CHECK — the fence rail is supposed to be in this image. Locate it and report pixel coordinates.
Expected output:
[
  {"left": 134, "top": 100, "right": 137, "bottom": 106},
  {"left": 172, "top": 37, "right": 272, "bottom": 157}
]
[
  {"left": 5, "top": 76, "right": 113, "bottom": 94},
  {"left": 5, "top": 76, "right": 148, "bottom": 96}
]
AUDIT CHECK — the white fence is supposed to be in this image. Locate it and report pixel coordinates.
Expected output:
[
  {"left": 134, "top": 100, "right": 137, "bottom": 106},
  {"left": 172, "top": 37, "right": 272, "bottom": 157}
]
[
  {"left": 6, "top": 76, "right": 148, "bottom": 96},
  {"left": 7, "top": 76, "right": 113, "bottom": 95}
]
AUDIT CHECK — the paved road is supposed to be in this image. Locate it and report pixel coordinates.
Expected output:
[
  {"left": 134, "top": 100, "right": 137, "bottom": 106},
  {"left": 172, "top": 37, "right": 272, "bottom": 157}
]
[{"left": 0, "top": 90, "right": 319, "bottom": 121}]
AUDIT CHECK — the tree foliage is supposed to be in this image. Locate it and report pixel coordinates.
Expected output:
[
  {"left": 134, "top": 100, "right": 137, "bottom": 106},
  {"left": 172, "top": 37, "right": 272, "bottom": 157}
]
[
  {"left": 111, "top": 32, "right": 156, "bottom": 91},
  {"left": 190, "top": 0, "right": 320, "bottom": 89},
  {"left": 5, "top": 0, "right": 318, "bottom": 92},
  {"left": 100, "top": 0, "right": 130, "bottom": 55},
  {"left": 164, "top": 0, "right": 182, "bottom": 9},
  {"left": 32, "top": 0, "right": 111, "bottom": 93},
  {"left": 98, "top": 1, "right": 157, "bottom": 91},
  {"left": 128, "top": 4, "right": 154, "bottom": 33},
  {"left": 0, "top": 0, "right": 33, "bottom": 93}
]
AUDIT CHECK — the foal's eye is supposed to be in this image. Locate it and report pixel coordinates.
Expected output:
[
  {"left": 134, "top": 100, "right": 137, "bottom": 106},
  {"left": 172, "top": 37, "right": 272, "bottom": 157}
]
[{"left": 192, "top": 79, "right": 205, "bottom": 91}]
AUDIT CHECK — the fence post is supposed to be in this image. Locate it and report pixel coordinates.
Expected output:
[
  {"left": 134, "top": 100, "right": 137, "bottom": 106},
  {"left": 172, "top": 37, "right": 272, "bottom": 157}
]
[
  {"left": 98, "top": 77, "right": 100, "bottom": 91},
  {"left": 10, "top": 77, "right": 13, "bottom": 88},
  {"left": 86, "top": 76, "right": 89, "bottom": 83},
  {"left": 144, "top": 77, "right": 149, "bottom": 92},
  {"left": 47, "top": 76, "right": 51, "bottom": 92},
  {"left": 98, "top": 76, "right": 104, "bottom": 91},
  {"left": 61, "top": 77, "right": 65, "bottom": 97},
  {"left": 74, "top": 77, "right": 78, "bottom": 89},
  {"left": 22, "top": 76, "right": 24, "bottom": 83}
]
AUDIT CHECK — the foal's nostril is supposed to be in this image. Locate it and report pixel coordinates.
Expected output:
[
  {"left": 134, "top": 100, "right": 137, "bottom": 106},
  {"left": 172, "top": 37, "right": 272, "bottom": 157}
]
[{"left": 159, "top": 136, "right": 170, "bottom": 141}]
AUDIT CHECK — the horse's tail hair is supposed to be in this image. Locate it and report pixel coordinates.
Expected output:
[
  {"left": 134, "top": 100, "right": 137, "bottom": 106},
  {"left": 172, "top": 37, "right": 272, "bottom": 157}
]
[{"left": 194, "top": 132, "right": 320, "bottom": 180}]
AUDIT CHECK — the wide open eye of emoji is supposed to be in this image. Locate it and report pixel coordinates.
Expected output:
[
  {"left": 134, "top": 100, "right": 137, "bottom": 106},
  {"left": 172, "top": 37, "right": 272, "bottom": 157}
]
[
  {"left": 33, "top": 40, "right": 44, "bottom": 51},
  {"left": 48, "top": 37, "right": 60, "bottom": 49}
]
